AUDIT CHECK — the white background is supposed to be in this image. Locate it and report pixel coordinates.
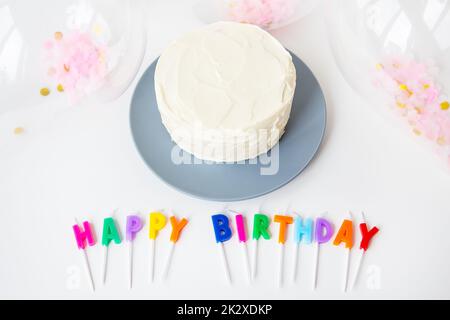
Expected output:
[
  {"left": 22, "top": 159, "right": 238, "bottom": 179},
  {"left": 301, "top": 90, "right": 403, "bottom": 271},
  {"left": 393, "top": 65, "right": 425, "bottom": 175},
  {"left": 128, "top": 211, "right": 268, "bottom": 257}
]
[{"left": 1, "top": 0, "right": 450, "bottom": 299}]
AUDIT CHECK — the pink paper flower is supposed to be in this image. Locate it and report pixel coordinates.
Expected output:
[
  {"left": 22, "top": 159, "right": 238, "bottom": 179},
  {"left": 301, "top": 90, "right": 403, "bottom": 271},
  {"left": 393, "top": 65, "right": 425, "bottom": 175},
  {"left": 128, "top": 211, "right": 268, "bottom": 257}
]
[
  {"left": 43, "top": 31, "right": 108, "bottom": 103},
  {"left": 374, "top": 55, "right": 450, "bottom": 164},
  {"left": 227, "top": 0, "right": 295, "bottom": 29}
]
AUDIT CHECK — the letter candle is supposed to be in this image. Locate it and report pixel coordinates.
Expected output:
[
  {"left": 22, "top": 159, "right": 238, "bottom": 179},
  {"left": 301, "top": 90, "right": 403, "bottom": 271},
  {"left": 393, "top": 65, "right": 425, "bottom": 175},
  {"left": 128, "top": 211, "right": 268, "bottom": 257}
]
[
  {"left": 148, "top": 211, "right": 167, "bottom": 283},
  {"left": 333, "top": 212, "right": 354, "bottom": 292},
  {"left": 313, "top": 214, "right": 333, "bottom": 289},
  {"left": 126, "top": 214, "right": 143, "bottom": 289},
  {"left": 252, "top": 204, "right": 271, "bottom": 280},
  {"left": 274, "top": 212, "right": 294, "bottom": 287},
  {"left": 351, "top": 212, "right": 380, "bottom": 290},
  {"left": 101, "top": 213, "right": 122, "bottom": 284},
  {"left": 292, "top": 214, "right": 313, "bottom": 282},
  {"left": 162, "top": 211, "right": 188, "bottom": 279},
  {"left": 72, "top": 218, "right": 96, "bottom": 291},
  {"left": 211, "top": 213, "right": 233, "bottom": 284},
  {"left": 228, "top": 209, "right": 251, "bottom": 284}
]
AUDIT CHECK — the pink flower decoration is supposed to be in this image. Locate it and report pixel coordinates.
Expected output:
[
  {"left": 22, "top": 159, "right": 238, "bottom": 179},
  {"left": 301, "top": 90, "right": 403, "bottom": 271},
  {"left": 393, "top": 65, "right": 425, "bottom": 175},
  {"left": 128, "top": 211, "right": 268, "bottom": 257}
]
[
  {"left": 227, "top": 0, "right": 295, "bottom": 29},
  {"left": 43, "top": 31, "right": 108, "bottom": 103},
  {"left": 373, "top": 55, "right": 450, "bottom": 165}
]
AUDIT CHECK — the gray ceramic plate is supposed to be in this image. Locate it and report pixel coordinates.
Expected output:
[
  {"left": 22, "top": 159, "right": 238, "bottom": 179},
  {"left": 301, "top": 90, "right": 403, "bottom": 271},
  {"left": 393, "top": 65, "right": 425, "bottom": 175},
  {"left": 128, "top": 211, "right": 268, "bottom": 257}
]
[{"left": 130, "top": 53, "right": 326, "bottom": 201}]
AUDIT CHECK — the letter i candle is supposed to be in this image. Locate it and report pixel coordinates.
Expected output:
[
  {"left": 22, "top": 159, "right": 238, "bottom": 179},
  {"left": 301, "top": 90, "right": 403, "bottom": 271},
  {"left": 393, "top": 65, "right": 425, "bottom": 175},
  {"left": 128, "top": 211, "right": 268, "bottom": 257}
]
[
  {"left": 228, "top": 209, "right": 251, "bottom": 283},
  {"left": 72, "top": 219, "right": 96, "bottom": 291}
]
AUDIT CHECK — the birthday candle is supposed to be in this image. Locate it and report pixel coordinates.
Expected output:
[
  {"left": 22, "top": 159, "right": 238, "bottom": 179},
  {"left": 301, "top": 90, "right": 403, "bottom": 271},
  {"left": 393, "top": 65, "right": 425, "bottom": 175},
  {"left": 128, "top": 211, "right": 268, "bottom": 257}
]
[
  {"left": 274, "top": 213, "right": 293, "bottom": 287},
  {"left": 333, "top": 213, "right": 354, "bottom": 292},
  {"left": 252, "top": 212, "right": 271, "bottom": 280},
  {"left": 211, "top": 213, "right": 233, "bottom": 284},
  {"left": 101, "top": 216, "right": 122, "bottom": 284},
  {"left": 126, "top": 214, "right": 143, "bottom": 289},
  {"left": 313, "top": 215, "right": 333, "bottom": 289},
  {"left": 292, "top": 215, "right": 313, "bottom": 282},
  {"left": 148, "top": 211, "right": 166, "bottom": 283},
  {"left": 230, "top": 210, "right": 251, "bottom": 284},
  {"left": 162, "top": 213, "right": 188, "bottom": 280},
  {"left": 72, "top": 219, "right": 96, "bottom": 291},
  {"left": 351, "top": 212, "right": 380, "bottom": 290}
]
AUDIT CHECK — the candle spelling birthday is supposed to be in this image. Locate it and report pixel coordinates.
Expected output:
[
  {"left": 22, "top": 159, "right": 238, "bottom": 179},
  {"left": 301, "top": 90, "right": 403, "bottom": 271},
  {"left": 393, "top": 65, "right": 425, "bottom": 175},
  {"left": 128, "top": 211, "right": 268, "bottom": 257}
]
[{"left": 71, "top": 209, "right": 379, "bottom": 291}]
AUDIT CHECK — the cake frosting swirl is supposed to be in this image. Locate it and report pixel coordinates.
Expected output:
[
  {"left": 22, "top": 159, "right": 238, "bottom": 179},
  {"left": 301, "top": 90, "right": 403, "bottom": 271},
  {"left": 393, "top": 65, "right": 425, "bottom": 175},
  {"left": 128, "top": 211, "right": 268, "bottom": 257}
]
[{"left": 155, "top": 21, "right": 296, "bottom": 162}]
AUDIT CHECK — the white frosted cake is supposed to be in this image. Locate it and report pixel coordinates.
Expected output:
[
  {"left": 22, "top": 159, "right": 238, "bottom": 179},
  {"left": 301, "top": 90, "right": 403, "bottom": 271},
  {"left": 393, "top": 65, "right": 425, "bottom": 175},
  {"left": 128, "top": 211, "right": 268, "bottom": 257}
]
[{"left": 154, "top": 21, "right": 296, "bottom": 162}]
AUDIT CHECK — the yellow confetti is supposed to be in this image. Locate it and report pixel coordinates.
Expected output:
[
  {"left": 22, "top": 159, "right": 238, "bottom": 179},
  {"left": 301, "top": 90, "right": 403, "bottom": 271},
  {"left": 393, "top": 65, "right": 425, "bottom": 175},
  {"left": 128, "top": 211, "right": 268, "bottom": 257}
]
[
  {"left": 40, "top": 87, "right": 50, "bottom": 96},
  {"left": 57, "top": 84, "right": 64, "bottom": 92},
  {"left": 375, "top": 63, "right": 383, "bottom": 70},
  {"left": 413, "top": 128, "right": 421, "bottom": 136},
  {"left": 54, "top": 31, "right": 63, "bottom": 40},
  {"left": 423, "top": 84, "right": 430, "bottom": 89},
  {"left": 437, "top": 136, "right": 446, "bottom": 146},
  {"left": 93, "top": 24, "right": 103, "bottom": 35},
  {"left": 396, "top": 101, "right": 406, "bottom": 109},
  {"left": 440, "top": 101, "right": 449, "bottom": 110},
  {"left": 13, "top": 127, "right": 25, "bottom": 135},
  {"left": 399, "top": 84, "right": 413, "bottom": 96}
]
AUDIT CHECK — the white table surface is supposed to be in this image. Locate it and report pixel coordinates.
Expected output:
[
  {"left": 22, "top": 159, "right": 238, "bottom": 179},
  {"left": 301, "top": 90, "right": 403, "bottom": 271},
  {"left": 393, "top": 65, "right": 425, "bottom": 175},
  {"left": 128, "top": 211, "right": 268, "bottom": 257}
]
[{"left": 1, "top": 0, "right": 449, "bottom": 299}]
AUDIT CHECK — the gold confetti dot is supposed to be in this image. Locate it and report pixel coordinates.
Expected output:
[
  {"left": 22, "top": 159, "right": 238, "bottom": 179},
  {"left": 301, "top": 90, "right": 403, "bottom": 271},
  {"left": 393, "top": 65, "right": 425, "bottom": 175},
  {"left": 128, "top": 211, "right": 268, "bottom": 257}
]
[
  {"left": 399, "top": 84, "right": 413, "bottom": 96},
  {"left": 375, "top": 63, "right": 384, "bottom": 70},
  {"left": 57, "top": 84, "right": 64, "bottom": 92},
  {"left": 437, "top": 136, "right": 446, "bottom": 146},
  {"left": 423, "top": 84, "right": 430, "bottom": 89},
  {"left": 413, "top": 128, "right": 421, "bottom": 136},
  {"left": 54, "top": 31, "right": 63, "bottom": 40},
  {"left": 63, "top": 64, "right": 70, "bottom": 72},
  {"left": 396, "top": 101, "right": 406, "bottom": 109},
  {"left": 13, "top": 127, "right": 25, "bottom": 135},
  {"left": 414, "top": 107, "right": 423, "bottom": 114},
  {"left": 40, "top": 87, "right": 50, "bottom": 96},
  {"left": 440, "top": 101, "right": 449, "bottom": 110}
]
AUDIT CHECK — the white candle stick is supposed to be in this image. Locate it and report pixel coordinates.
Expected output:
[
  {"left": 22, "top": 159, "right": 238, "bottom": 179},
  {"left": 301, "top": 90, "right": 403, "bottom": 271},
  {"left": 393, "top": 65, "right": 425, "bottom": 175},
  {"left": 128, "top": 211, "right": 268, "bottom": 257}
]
[
  {"left": 252, "top": 202, "right": 265, "bottom": 280},
  {"left": 350, "top": 211, "right": 367, "bottom": 290},
  {"left": 162, "top": 242, "right": 175, "bottom": 280},
  {"left": 242, "top": 243, "right": 251, "bottom": 283},
  {"left": 277, "top": 202, "right": 291, "bottom": 288},
  {"left": 278, "top": 243, "right": 285, "bottom": 287},
  {"left": 313, "top": 212, "right": 329, "bottom": 290},
  {"left": 82, "top": 249, "right": 95, "bottom": 292},
  {"left": 102, "top": 245, "right": 109, "bottom": 284},
  {"left": 292, "top": 212, "right": 301, "bottom": 282},
  {"left": 228, "top": 208, "right": 251, "bottom": 284},
  {"left": 252, "top": 239, "right": 258, "bottom": 281},
  {"left": 219, "top": 241, "right": 232, "bottom": 284},
  {"left": 74, "top": 218, "right": 95, "bottom": 292},
  {"left": 128, "top": 241, "right": 133, "bottom": 289},
  {"left": 343, "top": 211, "right": 353, "bottom": 292},
  {"left": 313, "top": 240, "right": 320, "bottom": 290},
  {"left": 101, "top": 208, "right": 118, "bottom": 285},
  {"left": 148, "top": 239, "right": 155, "bottom": 283}
]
